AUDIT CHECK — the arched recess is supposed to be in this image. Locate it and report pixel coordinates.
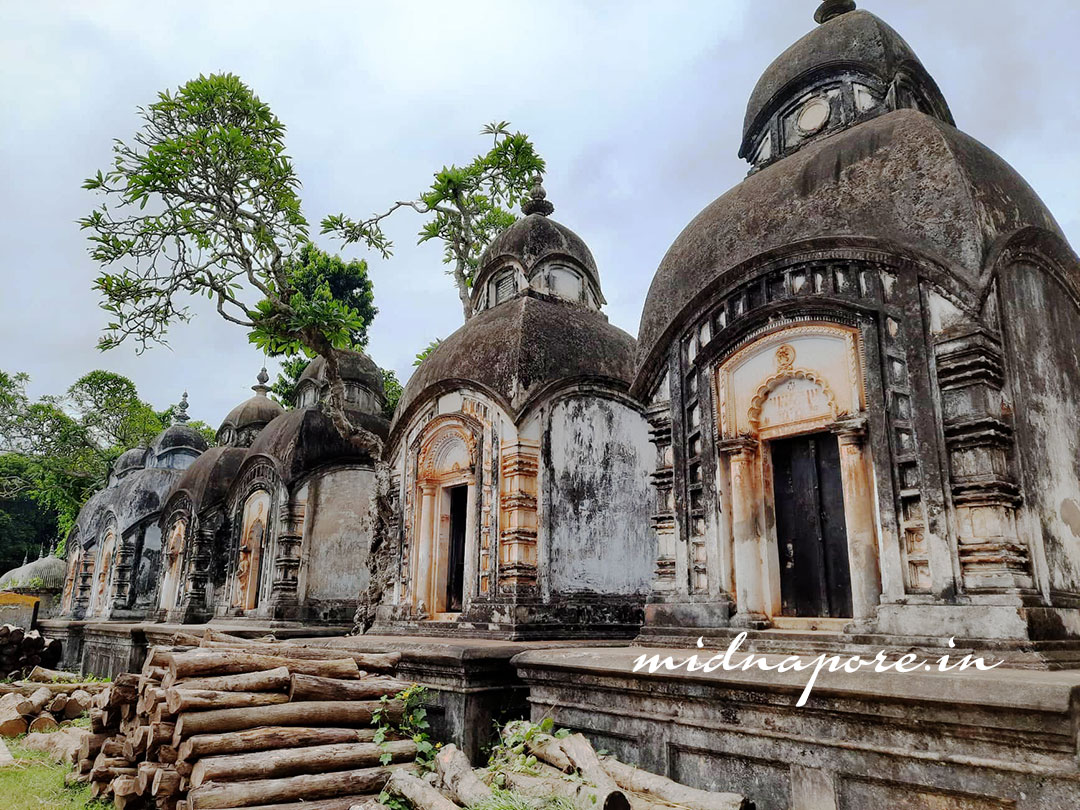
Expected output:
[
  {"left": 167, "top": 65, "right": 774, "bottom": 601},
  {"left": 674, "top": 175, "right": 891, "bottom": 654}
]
[
  {"left": 233, "top": 489, "right": 272, "bottom": 611},
  {"left": 410, "top": 413, "right": 482, "bottom": 617},
  {"left": 61, "top": 542, "right": 82, "bottom": 614},
  {"left": 90, "top": 524, "right": 118, "bottom": 617},
  {"left": 159, "top": 515, "right": 188, "bottom": 611}
]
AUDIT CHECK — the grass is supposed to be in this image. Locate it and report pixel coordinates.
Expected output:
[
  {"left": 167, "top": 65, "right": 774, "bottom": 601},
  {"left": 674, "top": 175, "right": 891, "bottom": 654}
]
[{"left": 0, "top": 735, "right": 111, "bottom": 810}]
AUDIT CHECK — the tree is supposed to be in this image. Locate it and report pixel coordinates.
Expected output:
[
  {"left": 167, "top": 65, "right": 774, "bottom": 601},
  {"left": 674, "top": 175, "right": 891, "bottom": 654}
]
[
  {"left": 381, "top": 369, "right": 402, "bottom": 420},
  {"left": 269, "top": 356, "right": 312, "bottom": 408},
  {"left": 81, "top": 73, "right": 382, "bottom": 455},
  {"left": 413, "top": 338, "right": 442, "bottom": 367},
  {"left": 323, "top": 122, "right": 545, "bottom": 321}
]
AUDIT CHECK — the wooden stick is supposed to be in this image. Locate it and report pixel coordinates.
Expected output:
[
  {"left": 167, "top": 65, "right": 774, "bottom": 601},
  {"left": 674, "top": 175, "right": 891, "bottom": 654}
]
[
  {"left": 173, "top": 700, "right": 400, "bottom": 745},
  {"left": 178, "top": 726, "right": 377, "bottom": 761},
  {"left": 288, "top": 673, "right": 412, "bottom": 702},
  {"left": 166, "top": 651, "right": 360, "bottom": 681},
  {"left": 171, "top": 667, "right": 290, "bottom": 693},
  {"left": 186, "top": 765, "right": 394, "bottom": 809},
  {"left": 165, "top": 689, "right": 289, "bottom": 714}
]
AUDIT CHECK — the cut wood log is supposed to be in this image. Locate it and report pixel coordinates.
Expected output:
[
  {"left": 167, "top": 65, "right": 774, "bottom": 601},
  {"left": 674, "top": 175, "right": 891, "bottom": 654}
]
[
  {"left": 194, "top": 640, "right": 401, "bottom": 671},
  {"left": 165, "top": 688, "right": 289, "bottom": 714},
  {"left": 102, "top": 737, "right": 126, "bottom": 758},
  {"left": 29, "top": 712, "right": 60, "bottom": 733},
  {"left": 560, "top": 733, "right": 623, "bottom": 798},
  {"left": 27, "top": 685, "right": 53, "bottom": 714},
  {"left": 167, "top": 651, "right": 361, "bottom": 681},
  {"left": 181, "top": 797, "right": 389, "bottom": 810},
  {"left": 517, "top": 727, "right": 573, "bottom": 772},
  {"left": 504, "top": 769, "right": 631, "bottom": 810},
  {"left": 288, "top": 673, "right": 412, "bottom": 702},
  {"left": 123, "top": 727, "right": 148, "bottom": 760},
  {"left": 114, "top": 775, "right": 141, "bottom": 797},
  {"left": 0, "top": 706, "right": 28, "bottom": 736},
  {"left": 47, "top": 693, "right": 69, "bottom": 715},
  {"left": 0, "top": 692, "right": 33, "bottom": 715},
  {"left": 386, "top": 769, "right": 458, "bottom": 810},
  {"left": 90, "top": 763, "right": 138, "bottom": 782},
  {"left": 177, "top": 726, "right": 377, "bottom": 761},
  {"left": 27, "top": 665, "right": 81, "bottom": 683},
  {"left": 600, "top": 757, "right": 747, "bottom": 810},
  {"left": 157, "top": 744, "right": 179, "bottom": 764},
  {"left": 186, "top": 765, "right": 394, "bottom": 809},
  {"left": 190, "top": 739, "right": 416, "bottom": 788},
  {"left": 138, "top": 762, "right": 161, "bottom": 794},
  {"left": 172, "top": 667, "right": 291, "bottom": 693},
  {"left": 435, "top": 743, "right": 492, "bottom": 806},
  {"left": 173, "top": 700, "right": 400, "bottom": 744},
  {"left": 79, "top": 732, "right": 110, "bottom": 762},
  {"left": 153, "top": 767, "right": 182, "bottom": 797}
]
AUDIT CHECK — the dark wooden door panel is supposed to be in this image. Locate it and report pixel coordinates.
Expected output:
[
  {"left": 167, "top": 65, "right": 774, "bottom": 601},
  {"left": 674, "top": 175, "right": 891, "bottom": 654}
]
[
  {"left": 446, "top": 484, "right": 468, "bottom": 612},
  {"left": 771, "top": 432, "right": 852, "bottom": 618}
]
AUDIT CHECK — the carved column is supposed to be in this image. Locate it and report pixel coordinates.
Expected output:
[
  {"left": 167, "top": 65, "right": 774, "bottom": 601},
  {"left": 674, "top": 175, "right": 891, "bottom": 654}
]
[
  {"left": 414, "top": 483, "right": 437, "bottom": 617},
  {"left": 934, "top": 328, "right": 1030, "bottom": 591},
  {"left": 834, "top": 419, "right": 881, "bottom": 622},
  {"left": 73, "top": 554, "right": 94, "bottom": 618},
  {"left": 498, "top": 440, "right": 539, "bottom": 595},
  {"left": 647, "top": 398, "right": 678, "bottom": 593},
  {"left": 722, "top": 437, "right": 769, "bottom": 628},
  {"left": 270, "top": 501, "right": 305, "bottom": 615},
  {"left": 110, "top": 533, "right": 136, "bottom": 612},
  {"left": 181, "top": 522, "right": 216, "bottom": 620}
]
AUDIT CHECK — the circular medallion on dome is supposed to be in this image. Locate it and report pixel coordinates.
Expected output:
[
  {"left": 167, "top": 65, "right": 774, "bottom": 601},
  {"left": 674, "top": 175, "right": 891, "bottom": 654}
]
[{"left": 796, "top": 98, "right": 831, "bottom": 135}]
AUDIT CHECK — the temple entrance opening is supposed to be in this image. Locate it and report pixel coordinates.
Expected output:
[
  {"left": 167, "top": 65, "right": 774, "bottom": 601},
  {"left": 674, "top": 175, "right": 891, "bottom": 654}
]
[
  {"left": 445, "top": 484, "right": 468, "bottom": 612},
  {"left": 771, "top": 431, "right": 852, "bottom": 618}
]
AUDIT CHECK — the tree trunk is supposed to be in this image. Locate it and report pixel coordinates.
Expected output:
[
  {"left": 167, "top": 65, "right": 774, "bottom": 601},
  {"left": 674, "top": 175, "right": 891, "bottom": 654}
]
[
  {"left": 28, "top": 712, "right": 59, "bottom": 733},
  {"left": 435, "top": 743, "right": 491, "bottom": 806},
  {"left": 600, "top": 757, "right": 747, "bottom": 810},
  {"left": 166, "top": 651, "right": 360, "bottom": 681},
  {"left": 559, "top": 733, "right": 624, "bottom": 797},
  {"left": 178, "top": 726, "right": 377, "bottom": 762},
  {"left": 173, "top": 700, "right": 400, "bottom": 744},
  {"left": 137, "top": 761, "right": 160, "bottom": 794},
  {"left": 186, "top": 765, "right": 393, "bottom": 809},
  {"left": 178, "top": 795, "right": 387, "bottom": 810},
  {"left": 193, "top": 640, "right": 401, "bottom": 671},
  {"left": 386, "top": 769, "right": 459, "bottom": 810},
  {"left": 288, "top": 674, "right": 411, "bottom": 702},
  {"left": 165, "top": 689, "right": 289, "bottom": 714},
  {"left": 0, "top": 707, "right": 28, "bottom": 737},
  {"left": 152, "top": 767, "right": 182, "bottom": 797},
  {"left": 172, "top": 667, "right": 290, "bottom": 693},
  {"left": 503, "top": 769, "right": 630, "bottom": 810},
  {"left": 113, "top": 775, "right": 140, "bottom": 797},
  {"left": 320, "top": 346, "right": 385, "bottom": 459},
  {"left": 27, "top": 686, "right": 53, "bottom": 714},
  {"left": 27, "top": 665, "right": 81, "bottom": 683},
  {"left": 519, "top": 729, "right": 574, "bottom": 772},
  {"left": 190, "top": 739, "right": 416, "bottom": 788},
  {"left": 79, "top": 732, "right": 110, "bottom": 762}
]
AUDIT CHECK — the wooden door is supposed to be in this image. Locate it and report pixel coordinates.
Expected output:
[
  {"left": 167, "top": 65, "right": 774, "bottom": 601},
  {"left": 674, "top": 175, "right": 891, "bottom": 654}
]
[
  {"left": 445, "top": 485, "right": 468, "bottom": 612},
  {"left": 771, "top": 432, "right": 853, "bottom": 618}
]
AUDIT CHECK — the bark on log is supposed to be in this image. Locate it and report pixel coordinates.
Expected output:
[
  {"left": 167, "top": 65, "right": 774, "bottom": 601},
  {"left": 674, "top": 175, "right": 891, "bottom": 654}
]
[
  {"left": 102, "top": 738, "right": 126, "bottom": 758},
  {"left": 190, "top": 739, "right": 416, "bottom": 788},
  {"left": 165, "top": 688, "right": 289, "bottom": 714},
  {"left": 138, "top": 762, "right": 160, "bottom": 794},
  {"left": 173, "top": 700, "right": 400, "bottom": 744},
  {"left": 79, "top": 732, "right": 109, "bottom": 762},
  {"left": 174, "top": 794, "right": 385, "bottom": 810},
  {"left": 47, "top": 693, "right": 69, "bottom": 715},
  {"left": 560, "top": 733, "right": 623, "bottom": 797},
  {"left": 27, "top": 685, "right": 53, "bottom": 714},
  {"left": 0, "top": 706, "right": 28, "bottom": 736},
  {"left": 186, "top": 765, "right": 394, "bottom": 809},
  {"left": 153, "top": 767, "right": 182, "bottom": 797},
  {"left": 178, "top": 726, "right": 377, "bottom": 762},
  {"left": 173, "top": 667, "right": 291, "bottom": 693},
  {"left": 504, "top": 769, "right": 631, "bottom": 810},
  {"left": 66, "top": 689, "right": 92, "bottom": 718},
  {"left": 519, "top": 730, "right": 574, "bottom": 772},
  {"left": 600, "top": 757, "right": 747, "bottom": 810},
  {"left": 27, "top": 665, "right": 81, "bottom": 683},
  {"left": 114, "top": 775, "right": 140, "bottom": 797},
  {"left": 28, "top": 712, "right": 59, "bottom": 733},
  {"left": 90, "top": 764, "right": 138, "bottom": 782},
  {"left": 435, "top": 743, "right": 492, "bottom": 806},
  {"left": 157, "top": 744, "right": 179, "bottom": 764},
  {"left": 386, "top": 770, "right": 458, "bottom": 810},
  {"left": 167, "top": 651, "right": 360, "bottom": 681},
  {"left": 288, "top": 674, "right": 412, "bottom": 702}
]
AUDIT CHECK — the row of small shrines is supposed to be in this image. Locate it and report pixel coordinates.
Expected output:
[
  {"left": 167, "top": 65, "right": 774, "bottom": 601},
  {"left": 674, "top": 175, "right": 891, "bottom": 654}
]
[{"left": 39, "top": 3, "right": 1080, "bottom": 646}]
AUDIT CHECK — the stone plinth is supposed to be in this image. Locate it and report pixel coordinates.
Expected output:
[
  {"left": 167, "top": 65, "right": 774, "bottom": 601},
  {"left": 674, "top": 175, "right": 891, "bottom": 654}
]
[{"left": 513, "top": 646, "right": 1080, "bottom": 810}]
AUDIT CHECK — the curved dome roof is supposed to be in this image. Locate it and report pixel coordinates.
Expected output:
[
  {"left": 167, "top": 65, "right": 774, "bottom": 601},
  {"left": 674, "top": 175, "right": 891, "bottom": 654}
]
[
  {"left": 635, "top": 109, "right": 1065, "bottom": 391},
  {"left": 0, "top": 554, "right": 65, "bottom": 591},
  {"left": 166, "top": 445, "right": 248, "bottom": 515},
  {"left": 150, "top": 422, "right": 209, "bottom": 458},
  {"left": 246, "top": 407, "right": 388, "bottom": 484},
  {"left": 298, "top": 350, "right": 384, "bottom": 402},
  {"left": 113, "top": 447, "right": 148, "bottom": 479},
  {"left": 393, "top": 293, "right": 637, "bottom": 436},
  {"left": 218, "top": 369, "right": 286, "bottom": 442},
  {"left": 477, "top": 206, "right": 600, "bottom": 292},
  {"left": 740, "top": 7, "right": 952, "bottom": 161}
]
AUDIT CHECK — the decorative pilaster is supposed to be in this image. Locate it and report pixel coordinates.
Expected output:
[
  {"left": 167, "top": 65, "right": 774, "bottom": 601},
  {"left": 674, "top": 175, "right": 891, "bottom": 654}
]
[
  {"left": 935, "top": 328, "right": 1030, "bottom": 590},
  {"left": 720, "top": 437, "right": 769, "bottom": 628},
  {"left": 833, "top": 418, "right": 882, "bottom": 622},
  {"left": 181, "top": 522, "right": 217, "bottom": 618},
  {"left": 498, "top": 440, "right": 539, "bottom": 593},
  {"left": 414, "top": 483, "right": 437, "bottom": 617},
  {"left": 647, "top": 397, "right": 677, "bottom": 592},
  {"left": 270, "top": 501, "right": 305, "bottom": 612}
]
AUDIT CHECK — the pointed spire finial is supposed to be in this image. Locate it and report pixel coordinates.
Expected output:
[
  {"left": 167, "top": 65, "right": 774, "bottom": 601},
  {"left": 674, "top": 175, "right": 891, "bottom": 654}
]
[
  {"left": 173, "top": 391, "right": 190, "bottom": 423},
  {"left": 522, "top": 176, "right": 555, "bottom": 217},
  {"left": 252, "top": 367, "right": 271, "bottom": 396},
  {"left": 815, "top": 0, "right": 856, "bottom": 24}
]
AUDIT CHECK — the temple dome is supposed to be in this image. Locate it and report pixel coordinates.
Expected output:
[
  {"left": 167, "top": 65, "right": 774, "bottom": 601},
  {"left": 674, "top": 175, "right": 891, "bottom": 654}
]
[
  {"left": 112, "top": 447, "right": 148, "bottom": 480},
  {"left": 0, "top": 554, "right": 66, "bottom": 591},
  {"left": 217, "top": 368, "right": 286, "bottom": 447},
  {"left": 166, "top": 445, "right": 248, "bottom": 515},
  {"left": 296, "top": 349, "right": 385, "bottom": 413},
  {"left": 392, "top": 292, "right": 636, "bottom": 436},
  {"left": 740, "top": 5, "right": 953, "bottom": 167},
  {"left": 247, "top": 406, "right": 388, "bottom": 484},
  {"left": 149, "top": 393, "right": 208, "bottom": 463},
  {"left": 634, "top": 109, "right": 1065, "bottom": 393}
]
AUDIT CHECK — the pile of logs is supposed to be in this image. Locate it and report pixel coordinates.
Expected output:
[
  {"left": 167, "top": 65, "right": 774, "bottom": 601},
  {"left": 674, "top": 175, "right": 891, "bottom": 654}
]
[
  {"left": 0, "top": 666, "right": 100, "bottom": 736},
  {"left": 399, "top": 724, "right": 749, "bottom": 810},
  {"left": 71, "top": 630, "right": 412, "bottom": 810},
  {"left": 0, "top": 624, "right": 61, "bottom": 678}
]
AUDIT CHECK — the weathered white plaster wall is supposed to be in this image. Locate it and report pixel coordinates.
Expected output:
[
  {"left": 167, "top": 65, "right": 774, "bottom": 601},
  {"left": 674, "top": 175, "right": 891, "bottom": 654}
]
[
  {"left": 543, "top": 395, "right": 655, "bottom": 595},
  {"left": 301, "top": 467, "right": 376, "bottom": 601}
]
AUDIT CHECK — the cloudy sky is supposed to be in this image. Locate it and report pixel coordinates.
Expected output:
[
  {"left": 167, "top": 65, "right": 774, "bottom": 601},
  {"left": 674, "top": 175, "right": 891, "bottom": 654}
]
[{"left": 2, "top": 1, "right": 1078, "bottom": 428}]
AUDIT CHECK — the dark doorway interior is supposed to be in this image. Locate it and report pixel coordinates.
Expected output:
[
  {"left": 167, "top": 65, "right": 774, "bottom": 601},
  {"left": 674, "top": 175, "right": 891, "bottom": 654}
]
[
  {"left": 446, "top": 485, "right": 468, "bottom": 612},
  {"left": 771, "top": 432, "right": 853, "bottom": 618}
]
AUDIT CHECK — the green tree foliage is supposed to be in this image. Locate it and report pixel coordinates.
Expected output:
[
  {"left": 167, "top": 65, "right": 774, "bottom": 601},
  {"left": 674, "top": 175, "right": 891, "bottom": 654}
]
[
  {"left": 413, "top": 338, "right": 442, "bottom": 367},
  {"left": 270, "top": 356, "right": 312, "bottom": 408},
  {"left": 323, "top": 122, "right": 545, "bottom": 321},
  {"left": 381, "top": 369, "right": 402, "bottom": 420},
  {"left": 0, "top": 369, "right": 183, "bottom": 545},
  {"left": 0, "top": 456, "right": 57, "bottom": 574},
  {"left": 81, "top": 73, "right": 381, "bottom": 455}
]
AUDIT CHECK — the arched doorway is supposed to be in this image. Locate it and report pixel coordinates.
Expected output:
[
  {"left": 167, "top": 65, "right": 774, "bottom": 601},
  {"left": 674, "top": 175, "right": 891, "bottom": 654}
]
[{"left": 233, "top": 491, "right": 271, "bottom": 611}]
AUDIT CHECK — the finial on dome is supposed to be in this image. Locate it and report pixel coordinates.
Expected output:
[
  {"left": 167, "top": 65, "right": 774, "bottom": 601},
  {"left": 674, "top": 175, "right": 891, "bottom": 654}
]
[
  {"left": 521, "top": 177, "right": 555, "bottom": 217},
  {"left": 815, "top": 0, "right": 856, "bottom": 24},
  {"left": 252, "top": 367, "right": 271, "bottom": 396},
  {"left": 173, "top": 391, "right": 190, "bottom": 423}
]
